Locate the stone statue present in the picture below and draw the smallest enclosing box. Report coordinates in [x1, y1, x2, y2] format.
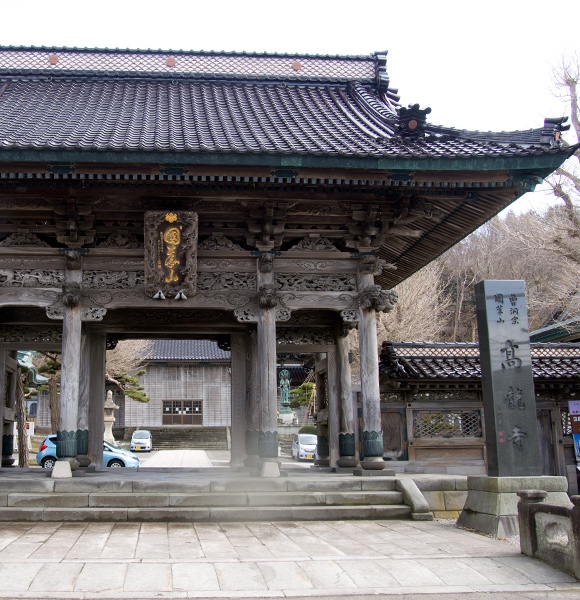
[278, 368, 295, 424]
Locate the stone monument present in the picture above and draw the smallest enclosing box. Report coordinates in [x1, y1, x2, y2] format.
[458, 280, 571, 537]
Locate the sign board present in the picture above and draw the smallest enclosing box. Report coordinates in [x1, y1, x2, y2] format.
[569, 400, 580, 462]
[13, 422, 33, 449]
[144, 211, 198, 299]
[475, 280, 541, 476]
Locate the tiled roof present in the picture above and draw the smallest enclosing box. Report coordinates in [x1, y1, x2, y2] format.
[148, 340, 230, 361]
[380, 342, 580, 380]
[0, 46, 569, 160]
[278, 365, 311, 385]
[146, 340, 310, 383]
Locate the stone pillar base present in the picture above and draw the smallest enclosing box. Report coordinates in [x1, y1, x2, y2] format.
[76, 454, 91, 468]
[244, 455, 261, 468]
[457, 476, 571, 538]
[260, 459, 280, 478]
[337, 456, 358, 468]
[1, 456, 15, 467]
[360, 456, 386, 470]
[52, 458, 80, 479]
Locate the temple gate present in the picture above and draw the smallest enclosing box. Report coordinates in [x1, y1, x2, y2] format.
[0, 46, 573, 476]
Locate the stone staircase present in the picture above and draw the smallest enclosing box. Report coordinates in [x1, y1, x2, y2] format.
[150, 427, 229, 450]
[0, 473, 419, 522]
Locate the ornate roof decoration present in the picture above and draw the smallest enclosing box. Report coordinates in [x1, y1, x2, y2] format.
[0, 46, 376, 81]
[0, 232, 50, 247]
[397, 104, 432, 138]
[97, 233, 142, 249]
[287, 238, 340, 252]
[198, 234, 244, 251]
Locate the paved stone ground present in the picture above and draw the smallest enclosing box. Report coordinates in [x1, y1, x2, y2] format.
[139, 450, 214, 468]
[0, 518, 577, 599]
[3, 451, 578, 598]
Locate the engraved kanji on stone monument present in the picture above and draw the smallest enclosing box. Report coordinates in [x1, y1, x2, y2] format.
[144, 211, 198, 299]
[475, 280, 541, 476]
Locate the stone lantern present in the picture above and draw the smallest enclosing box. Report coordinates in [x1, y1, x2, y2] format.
[103, 390, 119, 445]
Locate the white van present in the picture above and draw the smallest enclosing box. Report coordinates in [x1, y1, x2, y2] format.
[291, 434, 317, 461]
[130, 430, 152, 452]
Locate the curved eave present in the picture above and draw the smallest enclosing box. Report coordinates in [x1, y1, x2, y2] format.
[0, 148, 572, 174]
[530, 319, 580, 343]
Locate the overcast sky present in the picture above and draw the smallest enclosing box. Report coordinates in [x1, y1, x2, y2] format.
[3, 0, 580, 213]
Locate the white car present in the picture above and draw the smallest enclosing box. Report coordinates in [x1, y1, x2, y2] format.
[130, 430, 152, 452]
[291, 433, 317, 461]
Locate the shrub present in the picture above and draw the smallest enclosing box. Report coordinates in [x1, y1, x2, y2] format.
[299, 425, 317, 435]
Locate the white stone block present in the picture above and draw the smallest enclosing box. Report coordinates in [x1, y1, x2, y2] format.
[51, 460, 72, 479]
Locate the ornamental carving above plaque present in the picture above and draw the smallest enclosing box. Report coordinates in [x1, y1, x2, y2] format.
[144, 211, 198, 299]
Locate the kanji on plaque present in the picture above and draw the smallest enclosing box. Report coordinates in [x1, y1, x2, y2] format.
[144, 211, 198, 299]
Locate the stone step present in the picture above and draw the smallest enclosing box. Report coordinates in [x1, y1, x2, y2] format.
[153, 442, 228, 449]
[0, 503, 412, 522]
[149, 427, 229, 450]
[0, 476, 399, 494]
[4, 490, 404, 509]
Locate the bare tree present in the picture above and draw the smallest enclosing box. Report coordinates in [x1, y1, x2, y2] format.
[16, 368, 29, 467]
[436, 210, 580, 340]
[377, 261, 450, 343]
[537, 53, 580, 281]
[106, 339, 153, 402]
[349, 262, 449, 379]
[548, 53, 580, 237]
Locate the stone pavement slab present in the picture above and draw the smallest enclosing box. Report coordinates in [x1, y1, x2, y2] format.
[140, 450, 213, 468]
[0, 519, 577, 599]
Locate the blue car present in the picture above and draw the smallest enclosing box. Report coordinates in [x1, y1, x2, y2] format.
[36, 435, 140, 468]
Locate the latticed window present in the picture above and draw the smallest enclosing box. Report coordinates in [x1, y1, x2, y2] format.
[562, 410, 572, 436]
[413, 410, 482, 438]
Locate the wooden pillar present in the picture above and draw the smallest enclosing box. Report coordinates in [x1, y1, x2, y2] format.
[88, 331, 106, 467]
[76, 325, 91, 467]
[1, 351, 16, 467]
[257, 305, 278, 459]
[245, 326, 260, 464]
[358, 271, 385, 470]
[315, 353, 329, 466]
[326, 347, 340, 469]
[230, 332, 247, 467]
[58, 297, 82, 468]
[337, 327, 358, 467]
[256, 260, 279, 477]
[55, 251, 89, 476]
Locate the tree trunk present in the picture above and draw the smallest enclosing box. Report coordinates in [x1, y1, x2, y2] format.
[48, 376, 59, 434]
[16, 369, 29, 468]
[453, 282, 465, 341]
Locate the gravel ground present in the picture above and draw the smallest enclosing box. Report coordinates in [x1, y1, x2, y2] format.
[435, 517, 520, 546]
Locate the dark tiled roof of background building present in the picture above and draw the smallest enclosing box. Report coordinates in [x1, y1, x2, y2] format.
[148, 339, 230, 361]
[147, 339, 310, 383]
[0, 47, 570, 160]
[380, 342, 580, 380]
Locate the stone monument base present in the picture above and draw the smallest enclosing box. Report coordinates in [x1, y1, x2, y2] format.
[260, 459, 280, 478]
[51, 457, 80, 479]
[457, 475, 571, 537]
